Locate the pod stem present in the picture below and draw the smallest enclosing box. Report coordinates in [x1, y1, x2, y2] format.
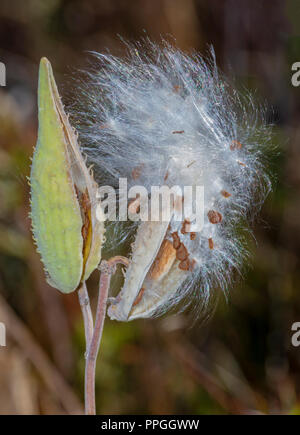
[83, 256, 129, 415]
[78, 282, 94, 351]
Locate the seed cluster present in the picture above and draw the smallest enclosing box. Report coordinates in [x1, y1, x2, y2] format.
[73, 40, 273, 317]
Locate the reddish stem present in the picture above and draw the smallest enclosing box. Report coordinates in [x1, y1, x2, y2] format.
[78, 282, 93, 351]
[84, 256, 129, 415]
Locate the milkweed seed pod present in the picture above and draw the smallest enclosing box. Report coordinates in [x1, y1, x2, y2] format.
[30, 58, 105, 294]
[74, 41, 273, 319]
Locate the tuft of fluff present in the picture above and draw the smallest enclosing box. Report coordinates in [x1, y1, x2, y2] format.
[71, 40, 273, 318]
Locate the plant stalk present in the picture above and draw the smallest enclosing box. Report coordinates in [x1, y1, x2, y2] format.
[78, 282, 94, 351]
[83, 256, 129, 415]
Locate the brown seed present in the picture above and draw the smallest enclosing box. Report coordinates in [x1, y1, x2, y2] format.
[237, 160, 246, 167]
[171, 232, 181, 249]
[179, 258, 190, 271]
[173, 85, 181, 93]
[208, 237, 214, 250]
[181, 219, 191, 234]
[132, 287, 145, 307]
[172, 130, 185, 134]
[208, 210, 223, 224]
[221, 190, 231, 198]
[164, 171, 169, 181]
[176, 243, 188, 261]
[230, 140, 242, 151]
[190, 232, 196, 240]
[131, 164, 144, 180]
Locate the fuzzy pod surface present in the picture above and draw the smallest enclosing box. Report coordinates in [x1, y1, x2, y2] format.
[30, 58, 105, 294]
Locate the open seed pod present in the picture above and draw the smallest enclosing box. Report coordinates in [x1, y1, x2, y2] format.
[76, 42, 273, 319]
[30, 58, 105, 294]
[107, 213, 194, 321]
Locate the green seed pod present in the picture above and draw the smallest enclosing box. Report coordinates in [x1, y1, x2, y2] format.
[30, 58, 105, 293]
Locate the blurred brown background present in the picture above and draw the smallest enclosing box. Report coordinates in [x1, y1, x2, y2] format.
[0, 0, 300, 414]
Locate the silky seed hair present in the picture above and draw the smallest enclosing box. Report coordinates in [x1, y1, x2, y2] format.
[71, 39, 273, 317]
